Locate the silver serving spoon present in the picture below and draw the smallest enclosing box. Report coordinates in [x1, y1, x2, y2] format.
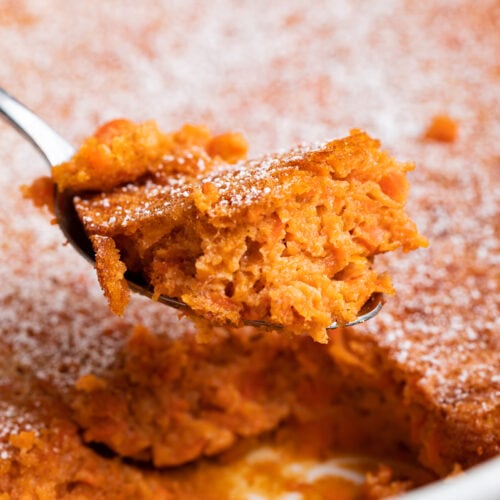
[0, 87, 382, 330]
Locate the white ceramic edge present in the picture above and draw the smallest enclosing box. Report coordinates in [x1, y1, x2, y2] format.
[399, 456, 500, 500]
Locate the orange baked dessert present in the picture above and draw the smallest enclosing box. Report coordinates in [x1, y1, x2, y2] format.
[7, 122, 500, 499]
[0, 316, 438, 499]
[1, 302, 497, 498]
[50, 121, 426, 342]
[2, 0, 499, 497]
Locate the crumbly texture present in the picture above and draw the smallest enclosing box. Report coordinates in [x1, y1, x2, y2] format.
[1, 0, 499, 498]
[0, 322, 437, 499]
[54, 125, 426, 342]
[70, 326, 295, 467]
[91, 234, 130, 316]
[0, 372, 174, 499]
[67, 322, 499, 475]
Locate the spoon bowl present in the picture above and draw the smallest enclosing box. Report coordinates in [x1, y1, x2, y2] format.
[0, 87, 383, 330]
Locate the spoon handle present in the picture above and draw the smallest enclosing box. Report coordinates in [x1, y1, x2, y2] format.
[0, 87, 74, 167]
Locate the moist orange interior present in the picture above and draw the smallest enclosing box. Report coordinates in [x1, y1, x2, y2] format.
[0, 324, 438, 499]
[50, 121, 426, 342]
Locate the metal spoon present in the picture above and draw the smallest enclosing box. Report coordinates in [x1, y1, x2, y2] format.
[0, 87, 382, 330]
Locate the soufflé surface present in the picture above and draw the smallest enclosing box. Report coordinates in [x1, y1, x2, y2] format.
[0, 1, 498, 499]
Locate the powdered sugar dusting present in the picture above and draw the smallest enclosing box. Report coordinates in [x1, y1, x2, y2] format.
[0, 0, 498, 464]
[77, 142, 323, 232]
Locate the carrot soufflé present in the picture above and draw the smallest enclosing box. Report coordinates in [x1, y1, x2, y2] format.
[45, 122, 426, 342]
[0, 0, 498, 499]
